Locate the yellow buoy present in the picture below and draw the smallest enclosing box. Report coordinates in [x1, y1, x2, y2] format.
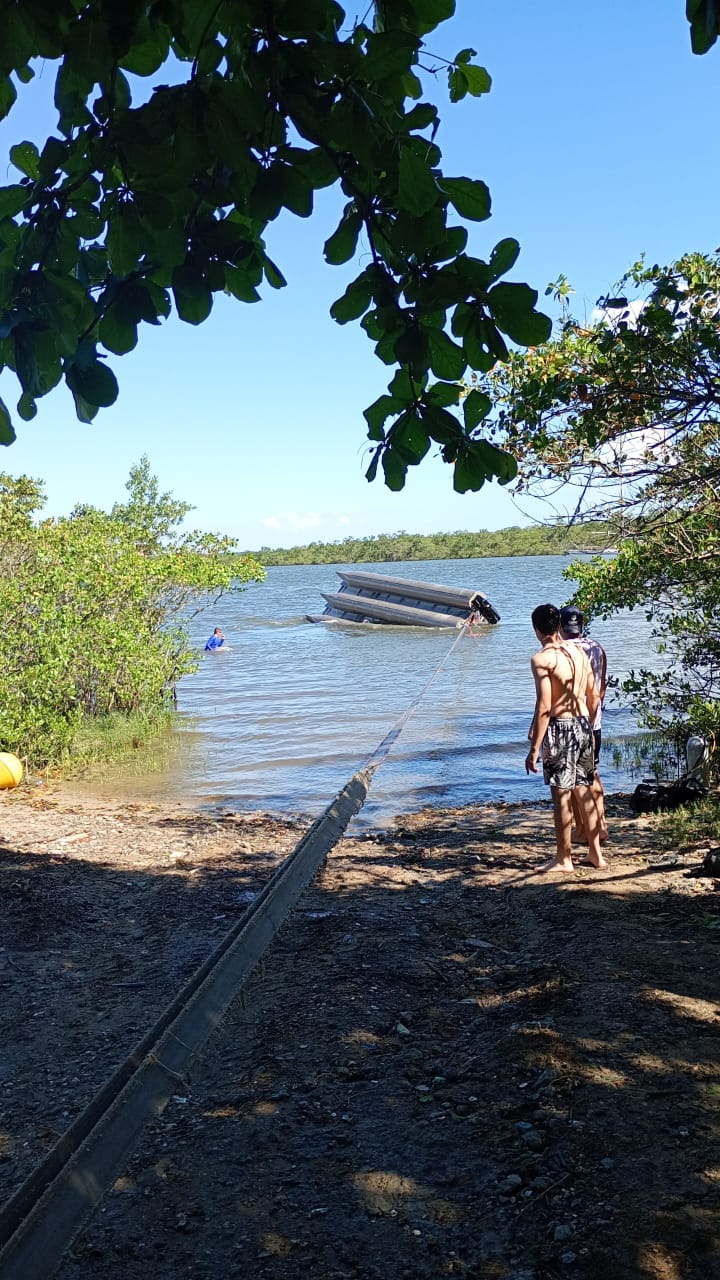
[0, 753, 23, 789]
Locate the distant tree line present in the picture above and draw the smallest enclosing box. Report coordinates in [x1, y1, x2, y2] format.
[243, 521, 618, 567]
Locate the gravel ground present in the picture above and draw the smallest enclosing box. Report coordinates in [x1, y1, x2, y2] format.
[1, 785, 719, 1280]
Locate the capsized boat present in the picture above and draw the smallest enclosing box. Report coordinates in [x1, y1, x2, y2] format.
[306, 569, 501, 629]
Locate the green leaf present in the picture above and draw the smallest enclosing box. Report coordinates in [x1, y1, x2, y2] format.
[324, 209, 362, 265]
[262, 255, 287, 289]
[448, 67, 468, 102]
[425, 381, 460, 408]
[489, 442, 517, 484]
[172, 263, 213, 325]
[0, 185, 30, 218]
[331, 278, 373, 324]
[462, 64, 492, 96]
[365, 448, 380, 482]
[463, 389, 492, 430]
[0, 395, 15, 444]
[438, 177, 491, 222]
[489, 237, 520, 281]
[67, 359, 119, 408]
[688, 0, 720, 52]
[14, 331, 40, 397]
[420, 402, 461, 444]
[400, 71, 422, 99]
[67, 386, 98, 423]
[17, 391, 37, 421]
[453, 438, 517, 492]
[382, 447, 408, 491]
[291, 147, 338, 190]
[388, 368, 418, 401]
[275, 0, 344, 36]
[455, 48, 477, 64]
[427, 329, 466, 379]
[364, 394, 404, 441]
[391, 409, 430, 464]
[69, 198, 104, 240]
[394, 324, 429, 369]
[252, 163, 313, 220]
[459, 316, 502, 371]
[99, 282, 158, 354]
[401, 103, 438, 132]
[120, 38, 168, 77]
[107, 208, 146, 276]
[488, 282, 552, 346]
[224, 266, 261, 303]
[54, 63, 93, 135]
[363, 30, 419, 78]
[38, 136, 67, 182]
[99, 309, 137, 355]
[9, 141, 40, 180]
[401, 0, 455, 35]
[0, 77, 17, 123]
[398, 145, 439, 217]
[453, 439, 491, 492]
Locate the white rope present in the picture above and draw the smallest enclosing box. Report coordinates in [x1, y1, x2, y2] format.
[362, 619, 474, 777]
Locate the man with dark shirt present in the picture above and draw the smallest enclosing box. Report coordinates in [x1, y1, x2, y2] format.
[560, 606, 608, 844]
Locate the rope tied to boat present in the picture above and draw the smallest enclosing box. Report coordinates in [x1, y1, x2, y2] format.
[362, 614, 478, 777]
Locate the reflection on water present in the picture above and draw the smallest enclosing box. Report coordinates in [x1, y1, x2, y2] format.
[73, 556, 661, 827]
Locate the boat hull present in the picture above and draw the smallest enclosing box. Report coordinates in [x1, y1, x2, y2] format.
[307, 570, 501, 629]
[320, 591, 466, 628]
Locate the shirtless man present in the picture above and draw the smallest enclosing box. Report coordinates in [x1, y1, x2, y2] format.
[525, 603, 607, 874]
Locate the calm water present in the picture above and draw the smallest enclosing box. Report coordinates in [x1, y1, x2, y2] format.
[78, 556, 660, 828]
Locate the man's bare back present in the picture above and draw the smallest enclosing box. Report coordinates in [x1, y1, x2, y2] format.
[531, 641, 598, 722]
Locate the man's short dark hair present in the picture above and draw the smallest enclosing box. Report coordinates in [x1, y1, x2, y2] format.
[531, 603, 560, 637]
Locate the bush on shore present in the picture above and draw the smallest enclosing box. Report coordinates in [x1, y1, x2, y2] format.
[0, 459, 264, 768]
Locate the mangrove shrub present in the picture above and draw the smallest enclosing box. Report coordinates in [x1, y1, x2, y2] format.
[0, 458, 264, 766]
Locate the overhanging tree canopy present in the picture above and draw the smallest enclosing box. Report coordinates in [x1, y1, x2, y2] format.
[0, 0, 554, 495]
[0, 2, 710, 495]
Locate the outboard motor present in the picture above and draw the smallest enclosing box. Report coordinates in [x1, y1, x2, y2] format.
[685, 735, 709, 786]
[469, 593, 501, 625]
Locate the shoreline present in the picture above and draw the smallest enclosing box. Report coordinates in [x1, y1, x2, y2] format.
[18, 773, 638, 832]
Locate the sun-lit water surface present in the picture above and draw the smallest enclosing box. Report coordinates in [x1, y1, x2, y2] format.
[76, 556, 661, 828]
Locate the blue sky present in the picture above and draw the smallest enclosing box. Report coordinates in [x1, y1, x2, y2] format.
[1, 2, 719, 549]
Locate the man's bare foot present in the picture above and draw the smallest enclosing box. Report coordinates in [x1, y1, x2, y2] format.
[571, 828, 609, 845]
[586, 853, 608, 869]
[537, 856, 575, 874]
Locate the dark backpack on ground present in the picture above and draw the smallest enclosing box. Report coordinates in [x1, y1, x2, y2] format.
[630, 778, 706, 815]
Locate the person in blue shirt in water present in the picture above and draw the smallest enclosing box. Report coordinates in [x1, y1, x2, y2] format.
[205, 627, 226, 652]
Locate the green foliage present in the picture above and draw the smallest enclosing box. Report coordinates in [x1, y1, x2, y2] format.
[246, 519, 616, 565]
[687, 0, 720, 52]
[0, 464, 264, 767]
[655, 793, 720, 852]
[0, 0, 552, 495]
[63, 708, 176, 771]
[488, 249, 720, 767]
